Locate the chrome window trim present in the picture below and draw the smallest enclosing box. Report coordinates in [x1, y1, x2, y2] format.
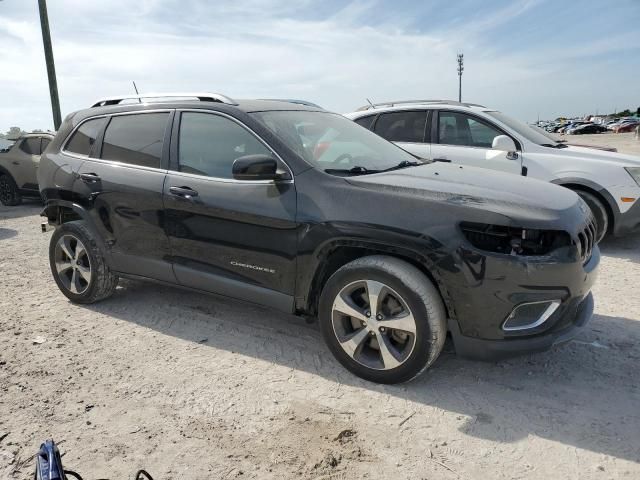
[79, 156, 169, 175]
[61, 109, 173, 160]
[173, 109, 294, 185]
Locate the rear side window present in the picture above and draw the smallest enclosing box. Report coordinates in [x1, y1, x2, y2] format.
[354, 115, 376, 130]
[19, 137, 42, 155]
[40, 138, 51, 152]
[374, 111, 427, 143]
[65, 118, 107, 156]
[101, 113, 168, 168]
[178, 112, 272, 179]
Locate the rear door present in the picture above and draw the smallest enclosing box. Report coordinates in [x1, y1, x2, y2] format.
[163, 110, 298, 312]
[372, 110, 430, 160]
[430, 110, 522, 174]
[74, 111, 175, 282]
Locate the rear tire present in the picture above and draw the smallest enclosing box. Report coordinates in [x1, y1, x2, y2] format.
[318, 255, 447, 384]
[49, 220, 119, 304]
[575, 190, 608, 243]
[0, 174, 22, 206]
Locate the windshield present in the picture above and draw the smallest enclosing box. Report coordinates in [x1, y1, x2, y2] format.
[486, 111, 561, 146]
[251, 110, 419, 173]
[0, 139, 15, 153]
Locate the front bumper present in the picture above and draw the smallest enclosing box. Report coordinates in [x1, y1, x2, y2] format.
[440, 242, 599, 360]
[612, 198, 640, 236]
[450, 292, 594, 361]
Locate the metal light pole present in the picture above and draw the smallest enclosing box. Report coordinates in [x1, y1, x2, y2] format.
[38, 0, 62, 130]
[457, 53, 464, 102]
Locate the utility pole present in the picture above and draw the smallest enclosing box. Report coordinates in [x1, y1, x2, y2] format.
[457, 53, 464, 102]
[38, 0, 62, 130]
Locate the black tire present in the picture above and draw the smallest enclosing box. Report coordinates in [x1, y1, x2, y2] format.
[49, 220, 118, 304]
[575, 190, 608, 243]
[318, 255, 447, 384]
[0, 174, 22, 206]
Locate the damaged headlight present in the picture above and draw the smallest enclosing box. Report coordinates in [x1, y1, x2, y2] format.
[625, 167, 640, 186]
[460, 222, 572, 256]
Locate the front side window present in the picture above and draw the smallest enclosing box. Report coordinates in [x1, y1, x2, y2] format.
[65, 118, 107, 156]
[178, 112, 272, 179]
[19, 137, 42, 155]
[374, 111, 427, 143]
[101, 113, 168, 168]
[438, 112, 502, 148]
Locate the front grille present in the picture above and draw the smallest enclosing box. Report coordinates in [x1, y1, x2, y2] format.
[573, 220, 596, 263]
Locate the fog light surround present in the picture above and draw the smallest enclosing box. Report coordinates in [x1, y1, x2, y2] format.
[502, 300, 561, 332]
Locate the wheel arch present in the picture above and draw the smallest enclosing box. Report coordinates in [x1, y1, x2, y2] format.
[42, 200, 112, 263]
[0, 164, 16, 181]
[551, 178, 617, 233]
[297, 239, 456, 322]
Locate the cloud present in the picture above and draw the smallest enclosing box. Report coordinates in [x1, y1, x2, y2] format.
[0, 0, 638, 131]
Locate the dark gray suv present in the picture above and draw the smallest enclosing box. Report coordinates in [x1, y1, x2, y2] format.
[38, 93, 598, 383]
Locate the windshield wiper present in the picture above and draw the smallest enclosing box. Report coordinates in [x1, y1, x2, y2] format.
[540, 143, 568, 149]
[379, 160, 426, 173]
[324, 166, 380, 176]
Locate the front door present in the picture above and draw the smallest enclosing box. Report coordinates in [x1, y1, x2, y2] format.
[430, 110, 522, 174]
[74, 111, 175, 282]
[164, 110, 298, 312]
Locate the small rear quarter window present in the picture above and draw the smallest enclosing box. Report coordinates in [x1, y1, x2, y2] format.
[65, 118, 107, 156]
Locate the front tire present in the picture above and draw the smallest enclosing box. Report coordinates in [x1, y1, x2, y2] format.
[49, 221, 118, 304]
[318, 256, 447, 384]
[0, 174, 22, 206]
[575, 190, 608, 243]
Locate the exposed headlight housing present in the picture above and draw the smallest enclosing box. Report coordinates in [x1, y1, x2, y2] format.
[460, 222, 572, 256]
[625, 167, 640, 186]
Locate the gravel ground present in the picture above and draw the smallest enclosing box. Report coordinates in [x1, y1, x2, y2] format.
[1, 135, 639, 479]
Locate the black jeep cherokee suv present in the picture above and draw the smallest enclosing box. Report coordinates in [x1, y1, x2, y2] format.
[38, 93, 599, 384]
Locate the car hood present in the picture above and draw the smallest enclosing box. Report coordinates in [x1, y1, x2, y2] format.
[347, 163, 590, 231]
[558, 145, 640, 166]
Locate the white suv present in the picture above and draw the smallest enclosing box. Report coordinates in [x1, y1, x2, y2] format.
[345, 100, 640, 241]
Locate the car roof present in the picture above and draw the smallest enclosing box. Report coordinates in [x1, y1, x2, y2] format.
[344, 100, 490, 118]
[70, 97, 325, 125]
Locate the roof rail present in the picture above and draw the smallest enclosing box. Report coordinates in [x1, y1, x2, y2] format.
[90, 92, 237, 108]
[356, 99, 486, 111]
[258, 99, 323, 109]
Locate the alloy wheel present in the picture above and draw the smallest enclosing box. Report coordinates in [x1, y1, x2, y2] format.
[54, 234, 92, 294]
[331, 280, 417, 370]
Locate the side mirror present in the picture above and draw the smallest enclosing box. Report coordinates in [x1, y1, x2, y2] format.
[492, 135, 517, 152]
[232, 154, 290, 181]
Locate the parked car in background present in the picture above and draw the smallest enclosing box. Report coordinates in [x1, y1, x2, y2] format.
[345, 100, 640, 242]
[0, 132, 54, 206]
[568, 124, 608, 135]
[38, 93, 599, 384]
[614, 121, 640, 133]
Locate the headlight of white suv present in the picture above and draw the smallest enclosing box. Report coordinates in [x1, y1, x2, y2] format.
[625, 167, 640, 186]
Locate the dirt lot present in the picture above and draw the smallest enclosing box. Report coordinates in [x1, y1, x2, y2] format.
[559, 131, 640, 156]
[1, 134, 639, 479]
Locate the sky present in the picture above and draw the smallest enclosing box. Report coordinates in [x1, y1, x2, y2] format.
[0, 0, 639, 132]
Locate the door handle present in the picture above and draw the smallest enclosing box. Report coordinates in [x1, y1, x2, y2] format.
[12, 161, 19, 165]
[169, 186, 199, 199]
[432, 158, 451, 163]
[80, 172, 101, 183]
